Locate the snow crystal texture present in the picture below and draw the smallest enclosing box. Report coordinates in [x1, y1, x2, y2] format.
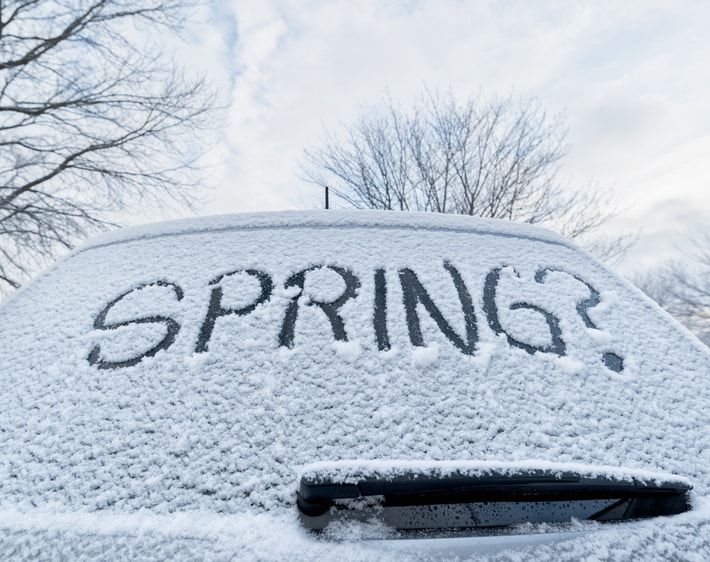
[0, 210, 707, 559]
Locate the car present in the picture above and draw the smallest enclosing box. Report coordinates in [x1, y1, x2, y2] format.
[0, 210, 707, 560]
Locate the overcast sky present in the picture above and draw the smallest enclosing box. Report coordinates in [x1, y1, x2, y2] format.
[172, 0, 710, 272]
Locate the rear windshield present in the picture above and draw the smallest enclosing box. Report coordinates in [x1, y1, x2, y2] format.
[0, 213, 707, 514]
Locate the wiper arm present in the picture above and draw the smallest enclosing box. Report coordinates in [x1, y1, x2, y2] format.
[297, 462, 692, 531]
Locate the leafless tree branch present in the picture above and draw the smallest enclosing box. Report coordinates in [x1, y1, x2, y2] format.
[631, 232, 710, 347]
[0, 0, 214, 290]
[303, 91, 631, 262]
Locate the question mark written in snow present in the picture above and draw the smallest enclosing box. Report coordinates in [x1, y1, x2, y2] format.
[535, 268, 624, 373]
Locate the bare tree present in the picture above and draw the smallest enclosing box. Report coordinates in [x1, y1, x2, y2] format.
[303, 91, 629, 260]
[0, 0, 214, 290]
[631, 233, 710, 347]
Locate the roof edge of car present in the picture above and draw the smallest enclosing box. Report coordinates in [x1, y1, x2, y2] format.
[74, 209, 575, 256]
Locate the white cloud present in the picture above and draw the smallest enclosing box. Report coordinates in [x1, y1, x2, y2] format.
[167, 0, 710, 270]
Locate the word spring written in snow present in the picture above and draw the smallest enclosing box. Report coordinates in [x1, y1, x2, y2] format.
[87, 262, 624, 373]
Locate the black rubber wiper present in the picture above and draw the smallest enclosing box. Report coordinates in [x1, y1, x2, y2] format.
[297, 463, 692, 531]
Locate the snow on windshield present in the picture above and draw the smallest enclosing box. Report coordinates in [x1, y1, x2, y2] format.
[0, 210, 708, 518]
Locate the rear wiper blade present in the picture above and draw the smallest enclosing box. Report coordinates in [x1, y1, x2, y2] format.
[297, 462, 692, 531]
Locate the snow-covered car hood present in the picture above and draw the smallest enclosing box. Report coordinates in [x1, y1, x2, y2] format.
[0, 210, 708, 559]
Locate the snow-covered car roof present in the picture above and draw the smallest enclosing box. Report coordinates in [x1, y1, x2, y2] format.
[0, 210, 708, 559]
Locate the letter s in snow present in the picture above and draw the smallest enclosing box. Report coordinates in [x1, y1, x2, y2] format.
[87, 280, 184, 369]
